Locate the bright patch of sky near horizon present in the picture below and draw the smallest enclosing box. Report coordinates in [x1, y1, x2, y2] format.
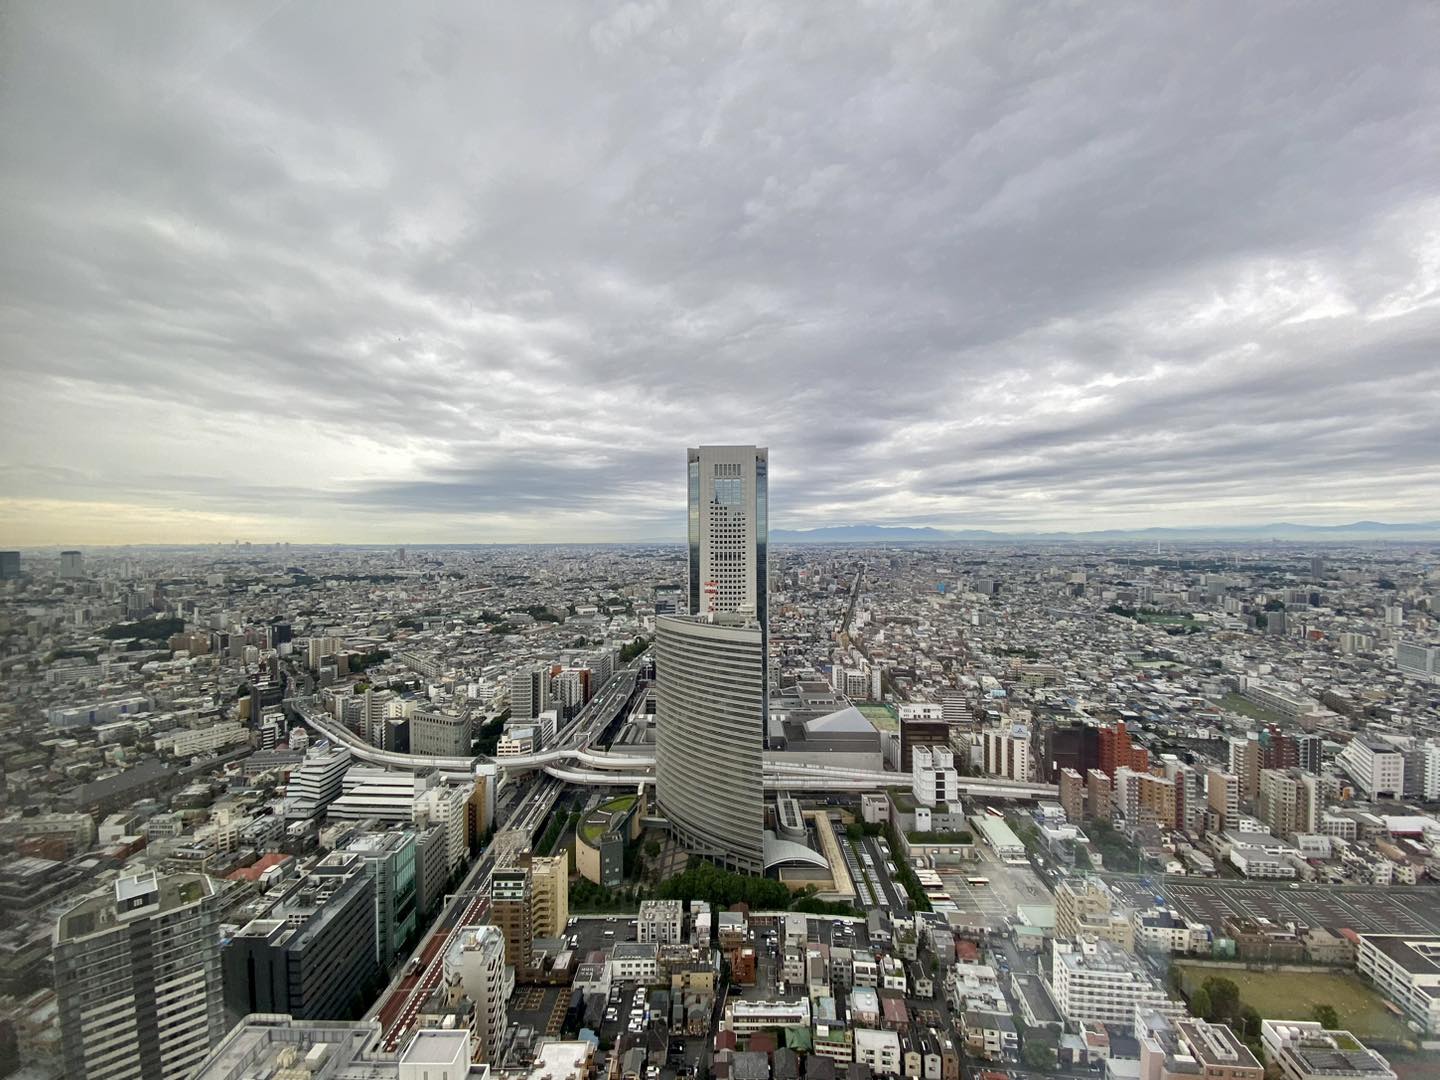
[2, 2, 1438, 545]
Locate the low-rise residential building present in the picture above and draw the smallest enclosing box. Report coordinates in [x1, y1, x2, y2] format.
[1260, 1020, 1396, 1080]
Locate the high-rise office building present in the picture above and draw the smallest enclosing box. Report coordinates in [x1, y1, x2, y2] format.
[410, 707, 472, 757]
[0, 551, 19, 580]
[655, 613, 766, 874]
[54, 871, 225, 1080]
[222, 851, 378, 1025]
[59, 549, 84, 578]
[687, 445, 769, 713]
[1396, 641, 1440, 685]
[344, 831, 417, 970]
[687, 445, 768, 621]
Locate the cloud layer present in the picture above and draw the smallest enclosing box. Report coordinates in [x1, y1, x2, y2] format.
[2, 2, 1438, 544]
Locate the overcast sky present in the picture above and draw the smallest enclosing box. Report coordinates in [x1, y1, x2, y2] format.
[2, 2, 1438, 545]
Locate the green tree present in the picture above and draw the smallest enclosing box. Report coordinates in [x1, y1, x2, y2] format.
[1201, 977, 1240, 1021]
[1190, 986, 1213, 1021]
[1022, 1043, 1056, 1071]
[1238, 1005, 1262, 1039]
[644, 839, 662, 859]
[1312, 1004, 1339, 1030]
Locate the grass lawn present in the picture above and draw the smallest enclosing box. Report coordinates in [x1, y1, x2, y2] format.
[1176, 963, 1412, 1043]
[1216, 692, 1288, 725]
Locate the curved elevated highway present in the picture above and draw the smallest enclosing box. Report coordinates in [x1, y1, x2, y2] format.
[292, 698, 1055, 797]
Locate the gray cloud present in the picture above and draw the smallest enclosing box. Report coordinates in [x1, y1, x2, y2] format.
[1, 1, 1438, 543]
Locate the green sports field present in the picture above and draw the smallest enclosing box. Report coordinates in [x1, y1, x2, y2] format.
[1175, 963, 1412, 1043]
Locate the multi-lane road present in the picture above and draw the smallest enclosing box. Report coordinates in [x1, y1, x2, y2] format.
[370, 777, 563, 1049]
[364, 660, 646, 1051]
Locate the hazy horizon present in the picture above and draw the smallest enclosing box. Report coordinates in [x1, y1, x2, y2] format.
[3, 4, 1438, 546]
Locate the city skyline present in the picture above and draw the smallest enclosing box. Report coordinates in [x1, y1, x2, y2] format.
[3, 4, 1439, 545]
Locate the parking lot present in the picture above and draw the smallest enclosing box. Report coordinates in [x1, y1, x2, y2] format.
[1105, 877, 1440, 934]
[937, 848, 1050, 931]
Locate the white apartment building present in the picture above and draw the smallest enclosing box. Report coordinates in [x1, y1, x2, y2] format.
[912, 745, 959, 808]
[725, 999, 811, 1036]
[854, 1029, 902, 1074]
[415, 780, 470, 871]
[982, 723, 1032, 782]
[154, 721, 250, 758]
[610, 943, 659, 983]
[445, 924, 511, 1063]
[1395, 641, 1439, 685]
[1354, 934, 1440, 1036]
[637, 900, 685, 945]
[1048, 937, 1185, 1029]
[1337, 738, 1406, 800]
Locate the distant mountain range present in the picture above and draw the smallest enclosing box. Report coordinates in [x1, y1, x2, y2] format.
[769, 521, 1440, 543]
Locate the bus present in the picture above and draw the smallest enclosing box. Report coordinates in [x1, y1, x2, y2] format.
[966, 877, 991, 887]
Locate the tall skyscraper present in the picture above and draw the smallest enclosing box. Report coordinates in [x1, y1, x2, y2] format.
[656, 612, 766, 874]
[54, 872, 226, 1080]
[59, 549, 84, 578]
[687, 445, 768, 620]
[0, 551, 19, 580]
[687, 445, 769, 714]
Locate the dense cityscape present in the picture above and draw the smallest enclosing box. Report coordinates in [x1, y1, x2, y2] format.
[1, 444, 1438, 1080]
[5, 3, 1440, 1080]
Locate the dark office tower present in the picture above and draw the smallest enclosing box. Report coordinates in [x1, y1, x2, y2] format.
[687, 445, 768, 714]
[222, 852, 378, 1025]
[1042, 722, 1101, 781]
[0, 551, 18, 580]
[900, 715, 950, 772]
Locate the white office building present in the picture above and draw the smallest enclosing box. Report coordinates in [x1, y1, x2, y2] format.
[510, 664, 551, 721]
[912, 745, 959, 808]
[285, 745, 353, 819]
[638, 899, 685, 945]
[1396, 641, 1439, 684]
[1337, 738, 1406, 800]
